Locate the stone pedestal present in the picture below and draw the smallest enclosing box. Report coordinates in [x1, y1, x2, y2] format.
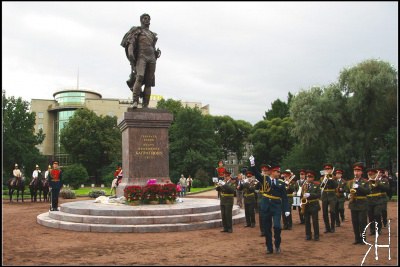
[116, 108, 173, 197]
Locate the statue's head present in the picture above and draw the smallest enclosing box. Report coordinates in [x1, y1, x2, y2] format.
[140, 13, 151, 24]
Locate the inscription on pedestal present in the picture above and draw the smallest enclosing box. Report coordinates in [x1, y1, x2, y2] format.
[116, 109, 173, 197]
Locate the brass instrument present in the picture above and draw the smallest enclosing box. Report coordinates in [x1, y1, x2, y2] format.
[368, 172, 379, 188]
[321, 167, 335, 195]
[349, 188, 357, 203]
[285, 174, 296, 190]
[300, 182, 308, 215]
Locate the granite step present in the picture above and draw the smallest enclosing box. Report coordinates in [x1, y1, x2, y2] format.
[37, 198, 246, 233]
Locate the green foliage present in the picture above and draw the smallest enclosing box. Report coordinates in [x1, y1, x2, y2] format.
[169, 107, 221, 181]
[194, 168, 211, 187]
[156, 98, 184, 119]
[263, 92, 293, 120]
[62, 164, 89, 189]
[2, 90, 47, 184]
[99, 161, 121, 187]
[250, 117, 294, 166]
[191, 179, 204, 188]
[288, 59, 397, 172]
[60, 188, 76, 199]
[88, 189, 106, 198]
[60, 108, 121, 184]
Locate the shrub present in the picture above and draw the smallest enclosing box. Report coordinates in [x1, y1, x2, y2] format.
[194, 168, 211, 186]
[60, 188, 76, 199]
[88, 189, 106, 198]
[62, 164, 89, 189]
[192, 178, 205, 188]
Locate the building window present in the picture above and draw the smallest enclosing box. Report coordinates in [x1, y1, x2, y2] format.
[38, 123, 43, 130]
[38, 112, 44, 119]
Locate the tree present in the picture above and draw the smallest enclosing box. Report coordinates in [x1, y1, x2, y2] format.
[156, 98, 184, 120]
[263, 92, 293, 120]
[62, 164, 89, 189]
[2, 90, 46, 184]
[60, 108, 121, 184]
[213, 116, 252, 161]
[249, 117, 294, 166]
[289, 59, 397, 171]
[339, 59, 398, 167]
[169, 108, 221, 182]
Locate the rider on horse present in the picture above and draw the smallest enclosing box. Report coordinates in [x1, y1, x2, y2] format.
[12, 163, 22, 187]
[30, 164, 42, 186]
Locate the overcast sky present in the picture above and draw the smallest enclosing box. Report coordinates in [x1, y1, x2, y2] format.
[2, 2, 398, 125]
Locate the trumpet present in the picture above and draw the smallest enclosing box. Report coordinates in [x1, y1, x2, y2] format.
[321, 167, 335, 195]
[349, 188, 357, 203]
[368, 172, 379, 187]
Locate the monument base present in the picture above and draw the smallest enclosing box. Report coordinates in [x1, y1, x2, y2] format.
[116, 108, 173, 197]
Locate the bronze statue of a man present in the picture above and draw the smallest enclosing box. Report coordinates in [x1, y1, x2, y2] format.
[121, 13, 161, 108]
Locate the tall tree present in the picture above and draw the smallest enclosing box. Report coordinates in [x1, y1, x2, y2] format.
[263, 92, 293, 120]
[2, 90, 46, 183]
[169, 108, 221, 182]
[339, 59, 398, 167]
[60, 108, 121, 184]
[249, 117, 294, 166]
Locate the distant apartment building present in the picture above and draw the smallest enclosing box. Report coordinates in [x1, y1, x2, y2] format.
[223, 142, 254, 176]
[30, 88, 209, 166]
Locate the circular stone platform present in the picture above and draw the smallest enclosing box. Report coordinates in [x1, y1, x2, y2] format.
[37, 198, 245, 233]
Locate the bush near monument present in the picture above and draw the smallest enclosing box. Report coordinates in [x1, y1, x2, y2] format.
[60, 188, 76, 199]
[62, 164, 89, 189]
[88, 189, 106, 198]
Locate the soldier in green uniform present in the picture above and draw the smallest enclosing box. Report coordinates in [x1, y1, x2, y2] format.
[241, 171, 257, 228]
[301, 170, 321, 241]
[347, 162, 370, 245]
[282, 169, 298, 230]
[216, 171, 236, 233]
[378, 168, 390, 228]
[334, 169, 347, 226]
[320, 163, 338, 233]
[366, 168, 389, 235]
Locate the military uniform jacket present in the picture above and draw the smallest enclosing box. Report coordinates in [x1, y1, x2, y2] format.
[216, 181, 236, 205]
[240, 182, 256, 204]
[251, 166, 290, 213]
[367, 177, 390, 205]
[336, 178, 347, 202]
[320, 177, 338, 202]
[48, 169, 63, 190]
[347, 178, 370, 211]
[302, 181, 321, 212]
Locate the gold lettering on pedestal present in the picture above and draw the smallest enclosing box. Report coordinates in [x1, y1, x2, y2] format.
[135, 134, 163, 159]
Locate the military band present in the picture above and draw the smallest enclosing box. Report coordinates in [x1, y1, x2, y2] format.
[213, 157, 393, 250]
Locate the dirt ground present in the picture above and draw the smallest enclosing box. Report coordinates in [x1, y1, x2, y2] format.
[2, 191, 398, 266]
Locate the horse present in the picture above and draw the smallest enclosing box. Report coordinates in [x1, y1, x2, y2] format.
[29, 177, 40, 202]
[39, 178, 50, 202]
[8, 177, 25, 202]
